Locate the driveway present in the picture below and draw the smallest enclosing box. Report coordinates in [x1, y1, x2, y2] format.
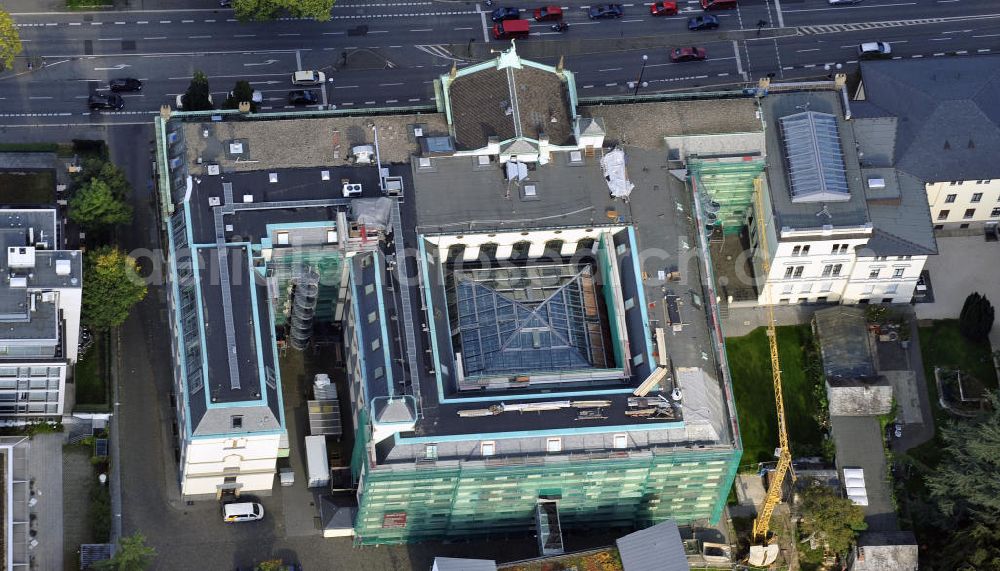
[830, 416, 897, 532]
[917, 235, 1000, 349]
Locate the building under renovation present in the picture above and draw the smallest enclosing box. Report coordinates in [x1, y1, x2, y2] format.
[156, 45, 744, 542]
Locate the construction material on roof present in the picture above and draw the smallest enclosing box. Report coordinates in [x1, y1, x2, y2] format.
[616, 519, 689, 571]
[634, 367, 668, 397]
[308, 399, 342, 437]
[601, 148, 634, 198]
[748, 545, 780, 567]
[313, 373, 337, 400]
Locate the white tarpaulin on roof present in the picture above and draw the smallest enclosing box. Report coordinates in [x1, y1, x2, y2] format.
[600, 148, 634, 198]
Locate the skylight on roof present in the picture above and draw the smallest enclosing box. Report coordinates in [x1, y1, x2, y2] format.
[780, 111, 850, 203]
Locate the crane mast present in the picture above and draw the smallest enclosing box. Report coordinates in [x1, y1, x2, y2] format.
[750, 176, 795, 543]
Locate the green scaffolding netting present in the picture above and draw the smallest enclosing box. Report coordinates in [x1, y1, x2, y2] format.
[689, 158, 766, 235]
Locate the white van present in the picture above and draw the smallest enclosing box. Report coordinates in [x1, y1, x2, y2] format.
[223, 502, 264, 523]
[291, 70, 326, 85]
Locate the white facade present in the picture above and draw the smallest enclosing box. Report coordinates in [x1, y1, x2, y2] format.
[179, 433, 281, 497]
[926, 179, 1000, 231]
[754, 214, 927, 305]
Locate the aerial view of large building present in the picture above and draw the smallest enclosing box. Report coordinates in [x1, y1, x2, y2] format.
[156, 46, 745, 541]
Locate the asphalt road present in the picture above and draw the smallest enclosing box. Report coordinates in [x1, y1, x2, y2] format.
[2, 0, 1000, 126]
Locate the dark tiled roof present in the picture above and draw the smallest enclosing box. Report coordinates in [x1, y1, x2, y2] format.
[449, 66, 573, 150]
[860, 57, 1000, 182]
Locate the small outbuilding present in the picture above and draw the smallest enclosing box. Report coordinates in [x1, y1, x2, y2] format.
[813, 307, 893, 416]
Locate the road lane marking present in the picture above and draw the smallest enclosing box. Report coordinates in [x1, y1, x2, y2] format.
[477, 4, 490, 43]
[143, 37, 167, 40]
[732, 40, 746, 82]
[410, 28, 433, 32]
[797, 48, 819, 52]
[380, 82, 404, 86]
[234, 34, 256, 37]
[334, 85, 359, 89]
[188, 35, 212, 39]
[599, 67, 622, 72]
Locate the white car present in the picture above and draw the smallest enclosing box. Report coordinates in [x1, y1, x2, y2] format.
[223, 502, 264, 523]
[291, 70, 326, 86]
[858, 41, 891, 59]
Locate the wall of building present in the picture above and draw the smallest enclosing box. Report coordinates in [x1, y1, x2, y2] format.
[423, 227, 611, 262]
[58, 287, 82, 364]
[926, 179, 1000, 230]
[841, 256, 925, 304]
[180, 434, 281, 497]
[352, 447, 740, 545]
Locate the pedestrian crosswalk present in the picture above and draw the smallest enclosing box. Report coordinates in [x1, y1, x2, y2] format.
[799, 18, 950, 36]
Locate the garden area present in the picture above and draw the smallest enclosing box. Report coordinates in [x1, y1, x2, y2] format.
[0, 170, 55, 205]
[725, 324, 829, 469]
[74, 333, 109, 411]
[500, 548, 623, 571]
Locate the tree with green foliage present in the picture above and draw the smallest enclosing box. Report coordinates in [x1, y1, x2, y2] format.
[924, 391, 1000, 569]
[181, 70, 213, 111]
[82, 247, 147, 331]
[224, 80, 259, 112]
[254, 560, 283, 571]
[93, 532, 157, 571]
[72, 159, 131, 199]
[959, 292, 995, 342]
[797, 484, 867, 556]
[69, 179, 132, 230]
[233, 0, 335, 22]
[0, 10, 23, 71]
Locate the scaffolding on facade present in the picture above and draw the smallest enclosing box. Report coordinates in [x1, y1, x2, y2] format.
[688, 157, 766, 235]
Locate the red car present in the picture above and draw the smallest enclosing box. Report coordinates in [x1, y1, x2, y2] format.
[670, 47, 707, 62]
[533, 5, 563, 21]
[649, 1, 678, 16]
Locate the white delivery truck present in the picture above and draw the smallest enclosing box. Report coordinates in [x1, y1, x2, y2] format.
[305, 435, 330, 488]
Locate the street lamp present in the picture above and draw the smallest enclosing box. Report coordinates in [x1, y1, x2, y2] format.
[633, 54, 648, 97]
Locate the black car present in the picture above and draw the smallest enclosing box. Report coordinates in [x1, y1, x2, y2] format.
[108, 78, 142, 92]
[588, 4, 623, 19]
[490, 7, 521, 21]
[288, 90, 319, 106]
[687, 15, 720, 31]
[88, 94, 124, 110]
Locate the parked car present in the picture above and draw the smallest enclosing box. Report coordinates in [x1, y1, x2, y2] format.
[670, 46, 707, 62]
[108, 78, 142, 92]
[858, 41, 891, 59]
[588, 4, 624, 19]
[288, 90, 319, 106]
[229, 89, 263, 104]
[223, 502, 264, 523]
[533, 5, 563, 21]
[174, 93, 214, 110]
[687, 15, 720, 30]
[219, 0, 232, 6]
[291, 70, 326, 85]
[490, 7, 521, 21]
[649, 1, 678, 16]
[88, 94, 124, 110]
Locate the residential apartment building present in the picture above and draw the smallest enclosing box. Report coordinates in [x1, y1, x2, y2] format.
[854, 57, 1000, 234]
[156, 44, 745, 541]
[0, 209, 82, 422]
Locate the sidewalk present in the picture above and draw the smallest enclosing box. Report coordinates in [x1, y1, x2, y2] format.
[2, 0, 225, 14]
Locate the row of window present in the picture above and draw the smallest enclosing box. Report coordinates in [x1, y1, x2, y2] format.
[783, 265, 905, 280]
[938, 207, 1000, 220]
[791, 243, 851, 256]
[943, 192, 997, 203]
[948, 180, 993, 186]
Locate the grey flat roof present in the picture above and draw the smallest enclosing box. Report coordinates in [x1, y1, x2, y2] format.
[814, 307, 876, 381]
[762, 93, 870, 231]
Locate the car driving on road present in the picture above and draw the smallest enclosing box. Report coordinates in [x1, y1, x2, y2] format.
[491, 7, 521, 21]
[649, 1, 677, 16]
[670, 47, 707, 62]
[688, 15, 720, 31]
[288, 90, 319, 106]
[291, 70, 326, 86]
[588, 4, 624, 19]
[108, 78, 142, 92]
[533, 5, 563, 21]
[858, 41, 891, 59]
[88, 93, 124, 110]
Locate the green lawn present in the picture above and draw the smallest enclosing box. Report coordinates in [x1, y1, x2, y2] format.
[918, 319, 997, 392]
[74, 334, 108, 407]
[726, 325, 826, 468]
[0, 171, 55, 205]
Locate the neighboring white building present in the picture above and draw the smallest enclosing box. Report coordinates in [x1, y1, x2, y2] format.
[0, 209, 82, 423]
[855, 57, 1000, 234]
[748, 92, 935, 306]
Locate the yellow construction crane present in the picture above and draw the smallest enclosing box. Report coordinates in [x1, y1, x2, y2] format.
[750, 176, 795, 543]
